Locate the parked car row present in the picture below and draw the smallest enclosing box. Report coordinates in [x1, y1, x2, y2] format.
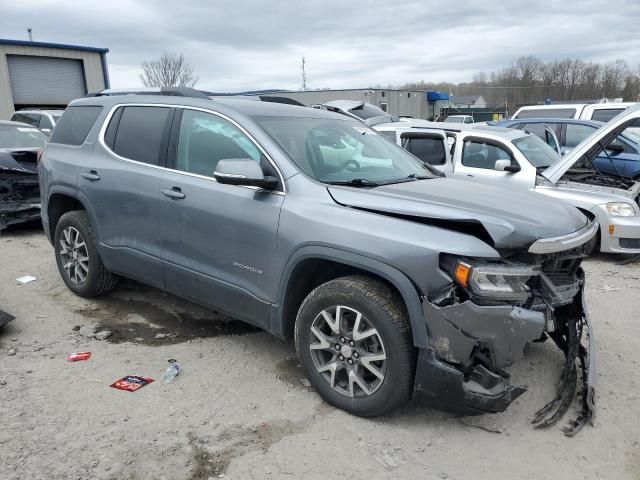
[35, 88, 602, 435]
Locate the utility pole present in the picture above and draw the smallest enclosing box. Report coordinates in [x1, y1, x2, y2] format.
[300, 56, 307, 91]
[27, 28, 33, 41]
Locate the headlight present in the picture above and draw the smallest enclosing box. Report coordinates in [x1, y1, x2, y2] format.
[453, 260, 536, 300]
[605, 202, 636, 217]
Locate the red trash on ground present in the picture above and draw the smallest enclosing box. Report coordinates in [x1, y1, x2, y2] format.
[110, 375, 154, 392]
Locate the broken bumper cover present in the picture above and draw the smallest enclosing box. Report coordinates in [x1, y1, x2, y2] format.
[414, 282, 595, 434]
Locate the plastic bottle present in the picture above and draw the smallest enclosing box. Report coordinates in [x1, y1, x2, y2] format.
[162, 358, 181, 383]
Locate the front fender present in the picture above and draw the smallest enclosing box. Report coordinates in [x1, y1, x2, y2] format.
[271, 245, 428, 348]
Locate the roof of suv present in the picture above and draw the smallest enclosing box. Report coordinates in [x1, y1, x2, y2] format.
[69, 94, 346, 121]
[494, 118, 604, 127]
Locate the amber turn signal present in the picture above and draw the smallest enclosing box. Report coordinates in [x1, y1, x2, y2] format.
[454, 262, 471, 288]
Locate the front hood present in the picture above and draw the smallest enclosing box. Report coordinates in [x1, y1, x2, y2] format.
[542, 104, 640, 184]
[328, 177, 588, 249]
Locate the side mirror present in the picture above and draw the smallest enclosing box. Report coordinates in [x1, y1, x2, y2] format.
[606, 143, 624, 153]
[494, 159, 521, 173]
[214, 159, 278, 190]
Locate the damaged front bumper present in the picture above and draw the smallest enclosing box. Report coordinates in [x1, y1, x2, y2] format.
[0, 175, 41, 230]
[414, 271, 595, 436]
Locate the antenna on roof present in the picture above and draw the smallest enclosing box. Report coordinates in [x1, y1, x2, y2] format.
[300, 56, 308, 91]
[27, 28, 33, 41]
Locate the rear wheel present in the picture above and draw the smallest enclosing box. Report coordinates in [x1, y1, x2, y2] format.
[295, 275, 415, 416]
[54, 210, 116, 297]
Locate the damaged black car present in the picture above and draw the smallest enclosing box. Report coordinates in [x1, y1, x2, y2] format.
[0, 120, 47, 231]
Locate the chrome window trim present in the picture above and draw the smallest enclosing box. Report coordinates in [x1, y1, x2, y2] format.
[528, 220, 599, 254]
[97, 102, 286, 194]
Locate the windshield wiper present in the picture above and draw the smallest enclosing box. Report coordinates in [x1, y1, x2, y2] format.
[380, 173, 436, 185]
[327, 178, 380, 187]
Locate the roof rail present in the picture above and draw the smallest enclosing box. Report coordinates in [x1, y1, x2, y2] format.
[86, 87, 210, 99]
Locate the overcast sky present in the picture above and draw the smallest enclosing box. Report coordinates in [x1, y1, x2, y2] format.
[2, 0, 639, 92]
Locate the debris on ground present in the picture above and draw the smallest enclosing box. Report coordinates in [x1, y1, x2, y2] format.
[110, 375, 154, 392]
[67, 352, 92, 362]
[7, 348, 16, 356]
[94, 330, 112, 341]
[0, 308, 15, 327]
[162, 359, 181, 383]
[16, 275, 36, 284]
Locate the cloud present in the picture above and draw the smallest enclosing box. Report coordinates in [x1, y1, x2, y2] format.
[1, 0, 639, 91]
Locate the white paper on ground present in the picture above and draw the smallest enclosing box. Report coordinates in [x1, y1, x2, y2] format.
[16, 275, 37, 284]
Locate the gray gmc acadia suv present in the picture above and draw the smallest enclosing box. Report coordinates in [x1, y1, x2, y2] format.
[39, 92, 597, 433]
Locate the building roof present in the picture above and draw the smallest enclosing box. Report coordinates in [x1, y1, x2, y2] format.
[0, 38, 108, 54]
[451, 95, 485, 105]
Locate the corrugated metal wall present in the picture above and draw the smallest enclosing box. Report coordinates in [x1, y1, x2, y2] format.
[0, 45, 107, 119]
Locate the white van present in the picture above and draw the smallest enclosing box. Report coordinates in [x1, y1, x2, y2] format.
[512, 102, 636, 122]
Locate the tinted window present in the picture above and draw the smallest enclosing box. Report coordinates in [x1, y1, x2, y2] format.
[50, 106, 103, 146]
[590, 108, 625, 122]
[402, 135, 446, 165]
[462, 140, 512, 169]
[175, 109, 261, 177]
[39, 115, 53, 130]
[565, 124, 596, 149]
[515, 108, 577, 119]
[112, 106, 170, 165]
[350, 104, 387, 120]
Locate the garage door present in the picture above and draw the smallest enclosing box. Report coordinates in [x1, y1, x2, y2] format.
[7, 55, 86, 105]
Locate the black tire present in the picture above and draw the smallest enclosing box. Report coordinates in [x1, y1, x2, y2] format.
[584, 230, 600, 256]
[53, 210, 117, 297]
[294, 275, 415, 417]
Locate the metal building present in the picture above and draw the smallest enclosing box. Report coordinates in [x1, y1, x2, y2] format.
[0, 38, 110, 120]
[271, 88, 449, 119]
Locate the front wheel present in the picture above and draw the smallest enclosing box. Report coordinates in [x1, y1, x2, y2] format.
[294, 276, 415, 417]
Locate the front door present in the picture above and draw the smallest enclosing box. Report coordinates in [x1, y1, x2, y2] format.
[159, 108, 284, 327]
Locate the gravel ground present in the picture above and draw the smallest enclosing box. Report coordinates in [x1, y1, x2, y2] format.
[1, 224, 639, 480]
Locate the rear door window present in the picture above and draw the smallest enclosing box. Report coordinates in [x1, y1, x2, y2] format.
[11, 113, 39, 127]
[401, 135, 446, 165]
[49, 106, 103, 146]
[110, 106, 171, 165]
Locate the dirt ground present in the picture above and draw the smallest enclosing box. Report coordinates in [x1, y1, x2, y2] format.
[1, 224, 639, 480]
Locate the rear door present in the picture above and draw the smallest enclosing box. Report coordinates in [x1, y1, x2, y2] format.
[399, 131, 452, 173]
[159, 107, 284, 327]
[79, 104, 173, 286]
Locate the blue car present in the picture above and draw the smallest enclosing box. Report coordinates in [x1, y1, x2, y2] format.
[490, 118, 640, 180]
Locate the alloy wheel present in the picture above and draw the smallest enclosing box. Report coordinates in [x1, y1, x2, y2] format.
[309, 305, 387, 398]
[59, 226, 89, 285]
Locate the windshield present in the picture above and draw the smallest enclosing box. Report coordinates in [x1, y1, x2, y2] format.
[255, 116, 440, 184]
[0, 125, 47, 149]
[512, 134, 560, 168]
[350, 104, 387, 120]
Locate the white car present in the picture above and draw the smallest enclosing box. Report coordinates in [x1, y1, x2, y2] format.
[10, 109, 64, 135]
[512, 102, 636, 123]
[444, 115, 474, 124]
[374, 118, 640, 255]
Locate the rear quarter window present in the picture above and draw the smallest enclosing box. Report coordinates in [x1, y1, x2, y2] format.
[590, 108, 624, 122]
[49, 106, 103, 146]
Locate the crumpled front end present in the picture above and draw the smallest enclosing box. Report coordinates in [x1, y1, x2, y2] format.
[415, 244, 595, 436]
[0, 149, 41, 231]
[0, 173, 41, 230]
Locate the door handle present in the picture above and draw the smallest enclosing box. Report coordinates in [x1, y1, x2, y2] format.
[161, 187, 186, 199]
[81, 171, 100, 181]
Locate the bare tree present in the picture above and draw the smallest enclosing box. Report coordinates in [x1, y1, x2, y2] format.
[139, 51, 199, 88]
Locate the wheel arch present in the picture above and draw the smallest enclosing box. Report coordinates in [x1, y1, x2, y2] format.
[47, 188, 100, 245]
[271, 246, 428, 348]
